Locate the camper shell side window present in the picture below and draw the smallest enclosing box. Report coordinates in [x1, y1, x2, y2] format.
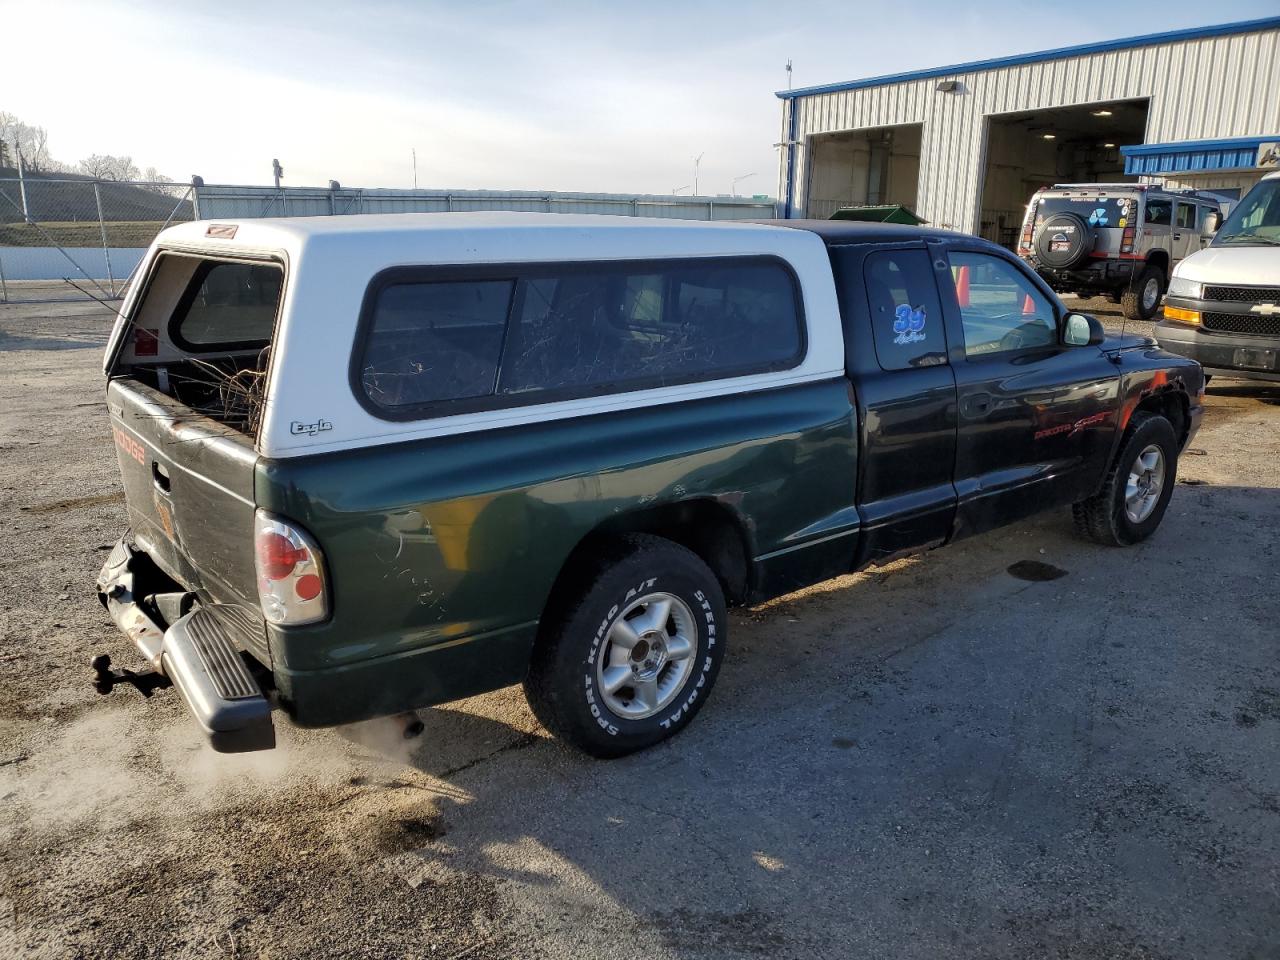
[352, 256, 807, 421]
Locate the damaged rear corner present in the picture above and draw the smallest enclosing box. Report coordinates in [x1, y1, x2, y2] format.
[96, 536, 276, 753]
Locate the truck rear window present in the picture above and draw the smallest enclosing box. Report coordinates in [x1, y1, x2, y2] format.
[1034, 197, 1133, 229]
[171, 260, 282, 349]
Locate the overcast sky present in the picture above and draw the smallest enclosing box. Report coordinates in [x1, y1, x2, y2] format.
[2, 0, 1275, 196]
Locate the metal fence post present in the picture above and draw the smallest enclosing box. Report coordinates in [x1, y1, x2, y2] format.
[0, 255, 8, 303]
[93, 181, 116, 297]
[16, 151, 30, 221]
[190, 176, 203, 220]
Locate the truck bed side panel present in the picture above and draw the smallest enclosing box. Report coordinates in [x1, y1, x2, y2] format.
[256, 379, 858, 725]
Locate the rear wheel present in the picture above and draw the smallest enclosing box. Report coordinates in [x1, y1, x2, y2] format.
[1121, 264, 1165, 321]
[524, 535, 727, 758]
[1073, 410, 1178, 546]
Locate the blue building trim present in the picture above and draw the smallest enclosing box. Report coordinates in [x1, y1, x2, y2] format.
[1121, 135, 1279, 175]
[775, 17, 1280, 100]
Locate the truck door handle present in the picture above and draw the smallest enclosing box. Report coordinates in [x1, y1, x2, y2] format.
[152, 461, 171, 494]
[962, 394, 992, 417]
[1174, 233, 1183, 240]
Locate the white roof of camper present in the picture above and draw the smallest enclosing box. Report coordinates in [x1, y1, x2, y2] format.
[136, 212, 846, 458]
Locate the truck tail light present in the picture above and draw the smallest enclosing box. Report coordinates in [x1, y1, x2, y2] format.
[1121, 226, 1135, 253]
[254, 510, 328, 625]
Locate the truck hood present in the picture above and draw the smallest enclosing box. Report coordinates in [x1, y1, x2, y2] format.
[1103, 332, 1158, 352]
[1174, 245, 1280, 284]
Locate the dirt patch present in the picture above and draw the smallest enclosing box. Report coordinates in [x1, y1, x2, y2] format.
[20, 491, 125, 513]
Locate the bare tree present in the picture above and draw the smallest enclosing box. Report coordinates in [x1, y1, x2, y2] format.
[77, 154, 141, 181]
[0, 112, 56, 171]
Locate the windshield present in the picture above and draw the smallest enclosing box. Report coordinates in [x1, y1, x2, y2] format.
[1033, 196, 1134, 230]
[1213, 178, 1280, 246]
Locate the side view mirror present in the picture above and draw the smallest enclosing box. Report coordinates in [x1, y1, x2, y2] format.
[1063, 312, 1106, 347]
[1204, 211, 1221, 234]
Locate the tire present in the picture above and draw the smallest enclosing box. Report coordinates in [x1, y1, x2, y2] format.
[1121, 264, 1165, 321]
[524, 534, 727, 758]
[1073, 410, 1178, 546]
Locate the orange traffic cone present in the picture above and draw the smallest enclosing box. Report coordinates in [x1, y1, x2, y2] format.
[955, 265, 971, 307]
[1021, 293, 1035, 315]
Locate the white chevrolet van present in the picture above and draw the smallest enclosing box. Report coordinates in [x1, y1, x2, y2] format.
[1157, 171, 1280, 382]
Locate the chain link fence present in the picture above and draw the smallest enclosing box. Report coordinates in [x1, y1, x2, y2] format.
[0, 176, 193, 303]
[0, 177, 776, 304]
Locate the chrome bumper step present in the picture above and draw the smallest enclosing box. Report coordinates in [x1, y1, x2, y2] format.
[97, 539, 275, 753]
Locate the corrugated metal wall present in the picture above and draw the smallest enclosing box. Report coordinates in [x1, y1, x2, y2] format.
[193, 186, 777, 222]
[782, 25, 1280, 233]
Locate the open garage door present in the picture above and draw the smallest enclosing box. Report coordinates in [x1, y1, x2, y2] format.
[806, 124, 922, 220]
[978, 99, 1149, 247]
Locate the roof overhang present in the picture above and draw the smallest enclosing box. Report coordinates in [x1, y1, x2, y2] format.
[776, 16, 1280, 100]
[1121, 136, 1280, 176]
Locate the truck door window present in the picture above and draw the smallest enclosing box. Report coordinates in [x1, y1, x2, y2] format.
[1144, 199, 1172, 226]
[862, 250, 946, 370]
[359, 279, 514, 408]
[948, 252, 1057, 358]
[1176, 203, 1196, 229]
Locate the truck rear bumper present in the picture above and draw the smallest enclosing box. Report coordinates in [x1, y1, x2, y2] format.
[96, 538, 275, 753]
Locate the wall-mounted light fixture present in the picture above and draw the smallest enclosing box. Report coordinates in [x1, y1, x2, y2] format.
[936, 80, 960, 93]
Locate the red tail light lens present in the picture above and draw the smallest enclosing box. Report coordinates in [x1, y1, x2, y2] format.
[1121, 227, 1135, 254]
[257, 532, 307, 581]
[254, 511, 328, 625]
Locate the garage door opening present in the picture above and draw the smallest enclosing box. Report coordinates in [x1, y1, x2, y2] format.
[805, 124, 922, 220]
[978, 99, 1149, 246]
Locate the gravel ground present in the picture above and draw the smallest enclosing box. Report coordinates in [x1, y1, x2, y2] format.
[1, 293, 1278, 960]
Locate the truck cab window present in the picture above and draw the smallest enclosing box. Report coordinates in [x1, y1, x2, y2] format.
[862, 249, 946, 370]
[1176, 203, 1197, 229]
[949, 252, 1056, 358]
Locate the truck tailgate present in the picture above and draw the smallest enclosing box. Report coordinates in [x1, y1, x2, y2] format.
[107, 377, 260, 609]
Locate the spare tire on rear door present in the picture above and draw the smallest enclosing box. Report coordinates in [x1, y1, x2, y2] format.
[1033, 213, 1095, 270]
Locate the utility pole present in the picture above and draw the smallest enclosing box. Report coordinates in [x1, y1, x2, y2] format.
[786, 59, 793, 90]
[412, 148, 418, 190]
[272, 158, 283, 189]
[693, 153, 704, 197]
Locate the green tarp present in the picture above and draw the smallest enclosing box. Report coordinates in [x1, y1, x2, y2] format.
[829, 204, 927, 225]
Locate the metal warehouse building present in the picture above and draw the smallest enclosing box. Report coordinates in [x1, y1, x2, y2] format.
[776, 16, 1280, 243]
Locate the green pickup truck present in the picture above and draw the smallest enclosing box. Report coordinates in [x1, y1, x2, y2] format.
[95, 213, 1204, 757]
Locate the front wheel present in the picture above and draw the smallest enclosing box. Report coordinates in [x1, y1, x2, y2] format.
[1073, 410, 1178, 546]
[524, 535, 727, 758]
